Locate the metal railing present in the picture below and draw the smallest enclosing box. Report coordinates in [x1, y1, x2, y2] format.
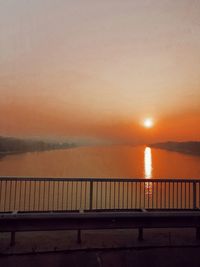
[0, 177, 200, 212]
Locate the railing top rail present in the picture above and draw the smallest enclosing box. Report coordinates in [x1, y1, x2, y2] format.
[0, 176, 200, 183]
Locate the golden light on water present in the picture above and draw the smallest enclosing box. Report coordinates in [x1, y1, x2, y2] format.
[144, 147, 152, 179]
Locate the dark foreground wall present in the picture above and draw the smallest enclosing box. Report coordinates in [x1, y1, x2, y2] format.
[1, 247, 200, 267]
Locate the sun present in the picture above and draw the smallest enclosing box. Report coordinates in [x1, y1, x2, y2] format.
[143, 118, 154, 128]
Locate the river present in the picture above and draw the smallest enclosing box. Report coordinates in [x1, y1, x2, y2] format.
[0, 145, 199, 178]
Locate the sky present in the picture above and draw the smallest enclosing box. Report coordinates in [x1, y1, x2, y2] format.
[0, 0, 200, 144]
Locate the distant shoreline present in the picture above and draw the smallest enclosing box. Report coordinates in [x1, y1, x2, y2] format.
[149, 141, 200, 157]
[0, 136, 77, 159]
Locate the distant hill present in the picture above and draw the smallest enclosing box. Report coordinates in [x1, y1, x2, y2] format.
[0, 136, 76, 156]
[149, 141, 200, 156]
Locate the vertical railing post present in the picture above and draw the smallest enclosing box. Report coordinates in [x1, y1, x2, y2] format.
[193, 182, 197, 209]
[89, 181, 93, 210]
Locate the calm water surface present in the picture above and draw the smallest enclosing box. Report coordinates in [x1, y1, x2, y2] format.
[0, 145, 199, 178]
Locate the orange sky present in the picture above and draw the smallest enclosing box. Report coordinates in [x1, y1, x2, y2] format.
[0, 0, 200, 143]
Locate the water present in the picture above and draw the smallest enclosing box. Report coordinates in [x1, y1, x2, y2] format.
[0, 145, 199, 178]
[0, 145, 200, 212]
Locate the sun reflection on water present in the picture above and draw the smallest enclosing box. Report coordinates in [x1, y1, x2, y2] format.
[144, 147, 152, 179]
[144, 147, 153, 199]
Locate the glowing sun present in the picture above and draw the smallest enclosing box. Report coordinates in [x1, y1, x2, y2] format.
[143, 118, 154, 128]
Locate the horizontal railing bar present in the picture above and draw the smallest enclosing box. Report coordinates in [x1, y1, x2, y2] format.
[2, 210, 200, 219]
[0, 177, 200, 183]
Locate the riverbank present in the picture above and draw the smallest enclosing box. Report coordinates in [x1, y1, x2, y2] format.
[150, 141, 200, 156]
[0, 136, 77, 159]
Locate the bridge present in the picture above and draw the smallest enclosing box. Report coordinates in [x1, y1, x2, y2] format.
[0, 177, 200, 245]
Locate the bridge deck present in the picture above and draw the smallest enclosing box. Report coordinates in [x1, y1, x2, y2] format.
[1, 209, 200, 246]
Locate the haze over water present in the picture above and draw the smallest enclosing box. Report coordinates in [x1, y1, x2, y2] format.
[0, 146, 199, 178]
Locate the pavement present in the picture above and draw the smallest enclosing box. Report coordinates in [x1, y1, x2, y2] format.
[1, 229, 200, 267]
[0, 228, 199, 254]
